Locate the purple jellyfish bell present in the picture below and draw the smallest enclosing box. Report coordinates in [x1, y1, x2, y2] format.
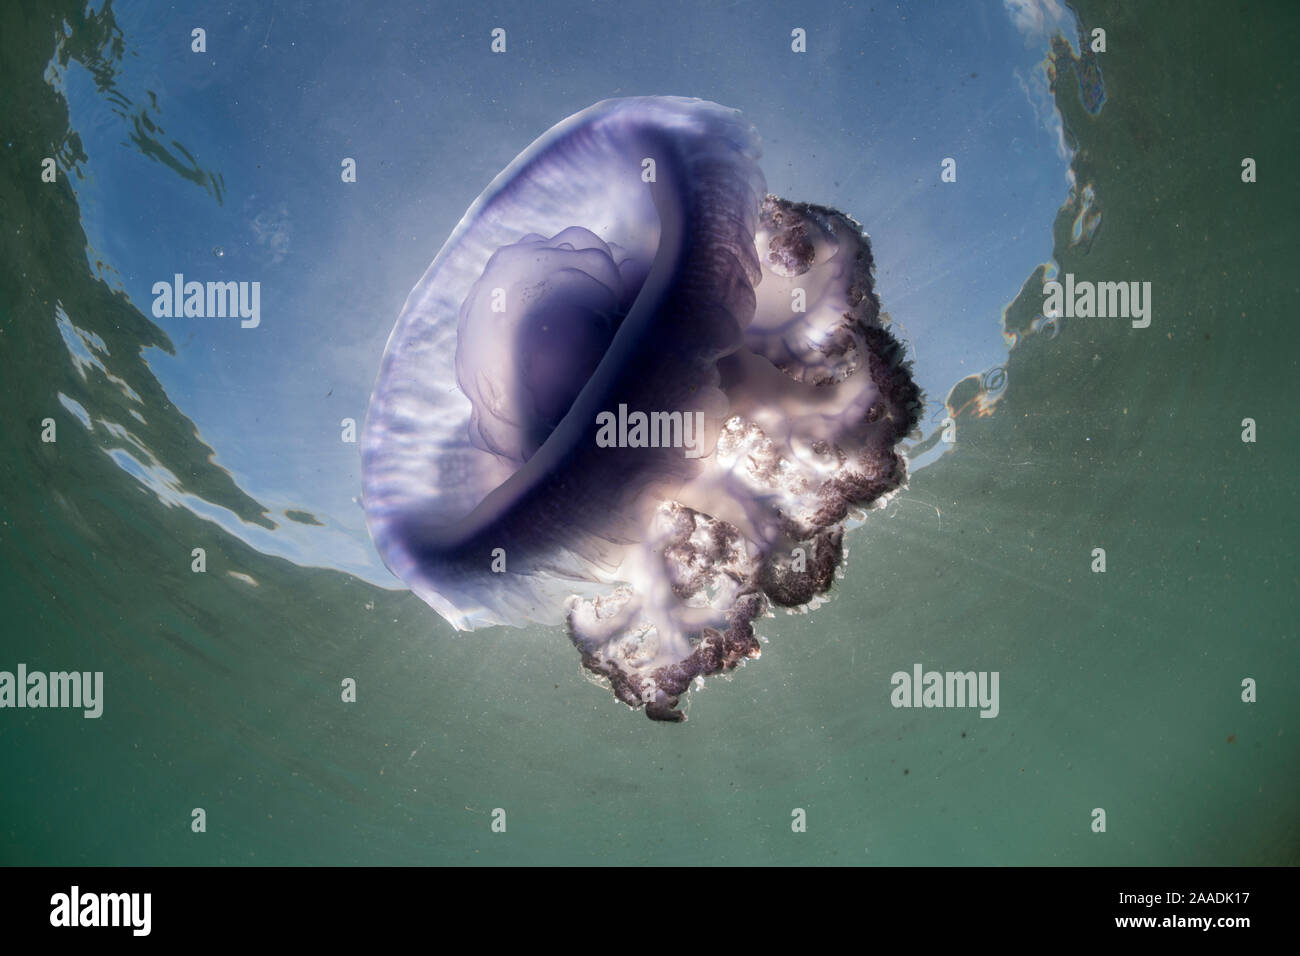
[362, 96, 920, 722]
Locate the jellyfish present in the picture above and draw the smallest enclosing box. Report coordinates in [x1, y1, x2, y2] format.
[362, 97, 920, 721]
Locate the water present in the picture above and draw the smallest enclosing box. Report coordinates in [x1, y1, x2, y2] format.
[1, 0, 1296, 864]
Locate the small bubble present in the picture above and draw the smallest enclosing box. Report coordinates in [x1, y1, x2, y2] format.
[212, 246, 224, 258]
[982, 366, 1007, 394]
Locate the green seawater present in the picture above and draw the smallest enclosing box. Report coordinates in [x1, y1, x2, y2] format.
[1, 0, 1296, 864]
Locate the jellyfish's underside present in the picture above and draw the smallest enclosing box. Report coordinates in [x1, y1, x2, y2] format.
[363, 97, 920, 721]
